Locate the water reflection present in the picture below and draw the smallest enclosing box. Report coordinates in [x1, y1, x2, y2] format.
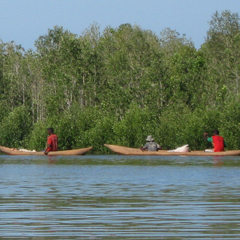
[0, 155, 240, 238]
[211, 156, 224, 167]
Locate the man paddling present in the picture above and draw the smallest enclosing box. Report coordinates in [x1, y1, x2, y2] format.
[204, 130, 226, 152]
[44, 128, 58, 155]
[140, 135, 162, 151]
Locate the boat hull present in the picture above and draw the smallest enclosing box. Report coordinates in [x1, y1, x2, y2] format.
[104, 144, 240, 156]
[0, 146, 93, 156]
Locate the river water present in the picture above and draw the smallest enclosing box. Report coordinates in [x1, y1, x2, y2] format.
[0, 155, 240, 239]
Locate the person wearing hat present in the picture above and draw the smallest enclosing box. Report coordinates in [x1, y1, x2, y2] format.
[140, 135, 162, 151]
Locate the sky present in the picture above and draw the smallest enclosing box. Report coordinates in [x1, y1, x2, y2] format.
[0, 0, 239, 50]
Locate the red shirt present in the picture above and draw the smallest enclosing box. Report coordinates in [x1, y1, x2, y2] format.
[47, 134, 58, 152]
[212, 135, 224, 152]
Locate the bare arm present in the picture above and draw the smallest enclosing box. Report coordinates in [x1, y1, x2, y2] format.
[140, 143, 148, 151]
[44, 143, 51, 155]
[140, 146, 147, 151]
[204, 132, 208, 141]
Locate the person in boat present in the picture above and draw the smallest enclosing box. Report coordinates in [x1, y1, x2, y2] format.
[204, 130, 226, 152]
[44, 128, 58, 155]
[140, 135, 162, 151]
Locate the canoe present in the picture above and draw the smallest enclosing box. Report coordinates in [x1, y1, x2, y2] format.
[0, 146, 93, 156]
[104, 144, 240, 156]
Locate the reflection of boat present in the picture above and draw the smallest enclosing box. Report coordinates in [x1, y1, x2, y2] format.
[104, 144, 240, 156]
[0, 146, 93, 156]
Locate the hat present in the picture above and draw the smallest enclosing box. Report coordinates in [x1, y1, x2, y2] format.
[146, 135, 154, 141]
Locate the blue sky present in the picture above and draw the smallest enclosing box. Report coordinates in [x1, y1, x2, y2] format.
[0, 0, 239, 50]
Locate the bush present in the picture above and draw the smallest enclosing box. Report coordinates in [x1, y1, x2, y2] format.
[0, 106, 32, 148]
[219, 101, 240, 149]
[84, 115, 116, 154]
[26, 120, 48, 151]
[156, 105, 221, 150]
[112, 105, 158, 148]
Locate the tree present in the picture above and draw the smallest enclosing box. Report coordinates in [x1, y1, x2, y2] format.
[203, 10, 240, 103]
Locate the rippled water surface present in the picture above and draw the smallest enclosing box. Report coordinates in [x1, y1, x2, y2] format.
[1, 155, 240, 239]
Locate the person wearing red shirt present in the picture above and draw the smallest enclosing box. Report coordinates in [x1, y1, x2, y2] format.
[44, 128, 58, 155]
[204, 130, 226, 152]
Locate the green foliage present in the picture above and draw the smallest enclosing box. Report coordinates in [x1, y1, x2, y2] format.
[26, 120, 48, 150]
[0, 11, 240, 152]
[204, 10, 240, 99]
[157, 105, 221, 150]
[113, 105, 158, 148]
[218, 100, 240, 149]
[84, 115, 116, 154]
[0, 106, 32, 148]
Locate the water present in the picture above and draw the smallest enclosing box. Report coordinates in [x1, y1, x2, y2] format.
[0, 155, 240, 239]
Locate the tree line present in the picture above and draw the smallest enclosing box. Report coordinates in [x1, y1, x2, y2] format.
[0, 10, 240, 153]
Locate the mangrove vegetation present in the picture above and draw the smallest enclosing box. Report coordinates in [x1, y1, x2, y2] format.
[0, 10, 240, 153]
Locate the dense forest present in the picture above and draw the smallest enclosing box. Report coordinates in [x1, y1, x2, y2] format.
[0, 10, 240, 153]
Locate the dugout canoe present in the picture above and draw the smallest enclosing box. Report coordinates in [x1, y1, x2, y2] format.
[104, 144, 240, 156]
[0, 146, 93, 156]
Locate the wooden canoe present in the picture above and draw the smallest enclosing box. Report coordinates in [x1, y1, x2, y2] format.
[104, 144, 240, 156]
[0, 146, 93, 156]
